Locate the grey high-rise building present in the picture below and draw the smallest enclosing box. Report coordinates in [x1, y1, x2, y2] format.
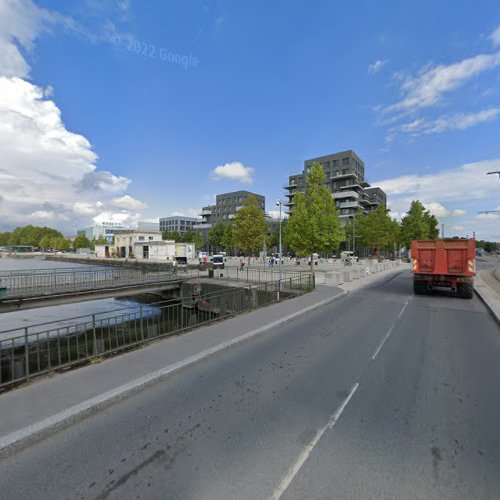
[194, 190, 266, 249]
[159, 216, 200, 235]
[284, 150, 386, 223]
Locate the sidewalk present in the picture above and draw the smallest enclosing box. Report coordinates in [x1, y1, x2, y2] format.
[0, 265, 407, 457]
[475, 268, 500, 325]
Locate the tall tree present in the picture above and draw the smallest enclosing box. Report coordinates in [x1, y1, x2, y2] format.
[233, 195, 268, 264]
[8, 225, 63, 247]
[39, 235, 53, 250]
[208, 222, 226, 253]
[221, 222, 235, 254]
[182, 230, 203, 250]
[354, 205, 399, 257]
[423, 211, 439, 239]
[285, 163, 344, 271]
[0, 232, 11, 246]
[73, 235, 92, 249]
[162, 230, 181, 242]
[400, 201, 437, 248]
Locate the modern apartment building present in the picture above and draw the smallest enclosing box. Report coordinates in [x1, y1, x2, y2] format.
[159, 216, 200, 235]
[196, 191, 265, 229]
[284, 150, 386, 222]
[194, 191, 266, 249]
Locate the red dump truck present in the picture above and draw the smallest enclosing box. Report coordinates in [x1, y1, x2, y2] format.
[411, 239, 476, 298]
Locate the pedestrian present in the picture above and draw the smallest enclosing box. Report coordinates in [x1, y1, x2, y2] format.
[269, 257, 273, 268]
[240, 258, 245, 271]
[172, 258, 177, 275]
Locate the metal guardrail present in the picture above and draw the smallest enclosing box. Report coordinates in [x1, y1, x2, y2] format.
[0, 273, 314, 389]
[0, 265, 309, 300]
[214, 267, 303, 283]
[0, 266, 192, 299]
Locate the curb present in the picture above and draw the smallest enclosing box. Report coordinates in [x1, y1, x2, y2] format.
[0, 288, 348, 459]
[474, 273, 500, 327]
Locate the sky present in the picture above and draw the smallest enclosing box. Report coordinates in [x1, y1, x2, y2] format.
[1, 0, 500, 240]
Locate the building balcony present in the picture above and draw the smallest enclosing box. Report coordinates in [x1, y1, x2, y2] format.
[329, 173, 356, 180]
[337, 201, 361, 210]
[284, 183, 300, 190]
[193, 223, 211, 230]
[200, 210, 212, 216]
[331, 190, 359, 200]
[339, 183, 364, 191]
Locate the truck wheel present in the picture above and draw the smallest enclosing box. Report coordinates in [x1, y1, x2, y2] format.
[413, 280, 427, 295]
[459, 282, 474, 299]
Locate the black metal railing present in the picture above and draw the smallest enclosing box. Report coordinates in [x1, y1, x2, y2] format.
[0, 273, 314, 389]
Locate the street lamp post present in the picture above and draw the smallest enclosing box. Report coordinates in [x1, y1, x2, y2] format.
[276, 199, 283, 301]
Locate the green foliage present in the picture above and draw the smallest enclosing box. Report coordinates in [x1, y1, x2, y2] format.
[73, 235, 92, 249]
[353, 205, 399, 256]
[39, 235, 53, 250]
[7, 225, 63, 247]
[94, 236, 108, 246]
[285, 164, 344, 270]
[53, 237, 70, 251]
[208, 222, 226, 252]
[221, 223, 235, 253]
[182, 230, 203, 250]
[0, 232, 12, 246]
[423, 211, 439, 239]
[477, 240, 499, 252]
[233, 195, 268, 261]
[400, 201, 439, 248]
[162, 231, 182, 242]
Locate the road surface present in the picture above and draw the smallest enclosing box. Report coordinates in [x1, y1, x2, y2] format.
[1, 269, 499, 499]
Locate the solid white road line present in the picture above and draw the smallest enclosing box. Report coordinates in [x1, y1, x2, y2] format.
[269, 383, 359, 500]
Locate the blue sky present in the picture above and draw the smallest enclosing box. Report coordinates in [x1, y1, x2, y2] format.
[1, 0, 500, 239]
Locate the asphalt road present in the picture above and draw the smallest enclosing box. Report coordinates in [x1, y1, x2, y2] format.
[1, 270, 499, 499]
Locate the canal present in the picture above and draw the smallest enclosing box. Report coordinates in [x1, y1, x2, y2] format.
[0, 257, 149, 339]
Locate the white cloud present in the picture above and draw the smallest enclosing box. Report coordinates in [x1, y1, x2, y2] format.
[378, 158, 500, 239]
[422, 203, 466, 218]
[491, 26, 500, 47]
[367, 59, 388, 75]
[31, 210, 54, 219]
[423, 202, 450, 218]
[476, 212, 498, 220]
[382, 51, 500, 116]
[377, 159, 500, 204]
[171, 208, 200, 218]
[112, 195, 147, 210]
[211, 161, 255, 184]
[0, 0, 146, 233]
[387, 108, 500, 141]
[450, 225, 465, 231]
[92, 211, 140, 225]
[0, 0, 49, 77]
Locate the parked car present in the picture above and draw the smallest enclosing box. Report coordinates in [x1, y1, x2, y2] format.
[212, 254, 225, 269]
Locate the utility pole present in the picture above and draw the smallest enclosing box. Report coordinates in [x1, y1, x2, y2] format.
[486, 171, 500, 178]
[352, 214, 356, 256]
[276, 199, 283, 301]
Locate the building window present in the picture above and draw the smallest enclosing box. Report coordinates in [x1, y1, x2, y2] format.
[138, 236, 145, 241]
[342, 158, 349, 166]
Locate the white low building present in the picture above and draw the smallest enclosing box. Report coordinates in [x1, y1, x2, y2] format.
[94, 231, 195, 261]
